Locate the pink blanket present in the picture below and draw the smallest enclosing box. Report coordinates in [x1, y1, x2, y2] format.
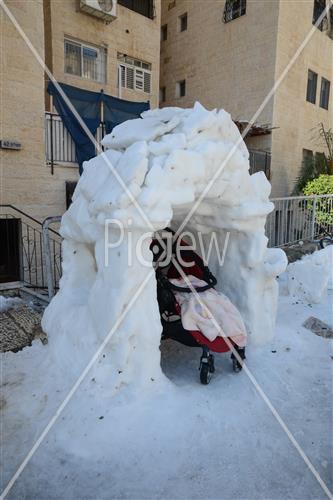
[170, 275, 247, 347]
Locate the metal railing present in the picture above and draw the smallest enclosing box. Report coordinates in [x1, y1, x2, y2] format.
[45, 113, 271, 179]
[266, 195, 333, 247]
[0, 205, 62, 292]
[45, 112, 106, 168]
[118, 0, 155, 19]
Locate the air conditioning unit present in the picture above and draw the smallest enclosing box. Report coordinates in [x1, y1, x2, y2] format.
[80, 0, 117, 21]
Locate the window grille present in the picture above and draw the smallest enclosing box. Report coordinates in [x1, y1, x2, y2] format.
[118, 0, 154, 19]
[64, 39, 106, 83]
[223, 0, 246, 23]
[312, 0, 328, 30]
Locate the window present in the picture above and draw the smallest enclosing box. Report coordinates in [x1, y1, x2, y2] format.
[302, 149, 314, 168]
[159, 87, 166, 103]
[179, 12, 188, 32]
[320, 77, 330, 109]
[161, 24, 168, 41]
[176, 80, 186, 98]
[118, 54, 152, 94]
[66, 181, 77, 209]
[312, 0, 329, 31]
[306, 69, 318, 103]
[223, 0, 246, 23]
[64, 39, 106, 83]
[118, 0, 154, 19]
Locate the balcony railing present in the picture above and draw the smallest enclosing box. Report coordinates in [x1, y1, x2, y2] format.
[45, 113, 271, 181]
[118, 0, 154, 19]
[45, 112, 105, 168]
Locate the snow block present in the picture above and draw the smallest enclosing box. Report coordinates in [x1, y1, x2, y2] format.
[287, 246, 333, 303]
[42, 103, 287, 387]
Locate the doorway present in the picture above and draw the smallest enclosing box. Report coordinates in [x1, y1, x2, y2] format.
[0, 218, 21, 283]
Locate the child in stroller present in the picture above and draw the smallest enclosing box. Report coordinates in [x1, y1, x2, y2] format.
[151, 230, 247, 384]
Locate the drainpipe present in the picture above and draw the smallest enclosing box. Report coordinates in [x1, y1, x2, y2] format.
[42, 215, 62, 300]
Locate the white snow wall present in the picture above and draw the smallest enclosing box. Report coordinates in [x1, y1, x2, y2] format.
[42, 103, 287, 387]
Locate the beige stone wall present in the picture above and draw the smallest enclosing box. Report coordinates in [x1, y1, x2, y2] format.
[1, 0, 161, 221]
[160, 0, 280, 126]
[0, 0, 76, 220]
[161, 0, 333, 197]
[270, 0, 333, 196]
[47, 0, 161, 108]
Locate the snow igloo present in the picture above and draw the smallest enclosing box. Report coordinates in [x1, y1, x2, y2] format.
[42, 103, 287, 387]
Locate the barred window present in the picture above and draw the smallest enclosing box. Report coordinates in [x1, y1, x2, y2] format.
[312, 0, 328, 31]
[118, 0, 154, 19]
[223, 0, 246, 23]
[118, 54, 152, 94]
[64, 39, 106, 83]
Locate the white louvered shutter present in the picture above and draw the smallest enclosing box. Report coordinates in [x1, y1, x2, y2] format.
[143, 71, 151, 93]
[126, 66, 134, 90]
[135, 69, 144, 91]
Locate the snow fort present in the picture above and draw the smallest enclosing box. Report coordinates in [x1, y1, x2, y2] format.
[42, 102, 287, 387]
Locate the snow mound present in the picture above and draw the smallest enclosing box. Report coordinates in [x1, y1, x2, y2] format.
[42, 102, 287, 389]
[0, 295, 22, 313]
[287, 246, 333, 303]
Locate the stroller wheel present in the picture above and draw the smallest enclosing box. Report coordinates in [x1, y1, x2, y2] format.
[232, 358, 242, 373]
[200, 363, 212, 385]
[209, 354, 215, 373]
[231, 346, 246, 373]
[199, 347, 214, 384]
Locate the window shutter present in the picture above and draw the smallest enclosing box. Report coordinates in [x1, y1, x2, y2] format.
[135, 69, 144, 91]
[120, 64, 126, 87]
[126, 66, 134, 89]
[117, 56, 151, 94]
[144, 71, 151, 93]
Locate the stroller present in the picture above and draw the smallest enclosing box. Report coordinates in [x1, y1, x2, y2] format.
[151, 230, 246, 385]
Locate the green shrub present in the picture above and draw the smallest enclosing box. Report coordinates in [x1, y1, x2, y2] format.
[294, 154, 330, 194]
[303, 174, 333, 195]
[303, 175, 333, 226]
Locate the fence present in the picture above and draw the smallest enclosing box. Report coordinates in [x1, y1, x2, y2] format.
[266, 194, 333, 247]
[0, 205, 62, 292]
[45, 112, 106, 167]
[45, 113, 271, 180]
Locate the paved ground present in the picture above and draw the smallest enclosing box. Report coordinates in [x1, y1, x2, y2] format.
[0, 293, 47, 353]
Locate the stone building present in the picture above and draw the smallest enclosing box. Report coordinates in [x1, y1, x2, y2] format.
[0, 0, 160, 285]
[160, 0, 333, 196]
[1, 0, 161, 220]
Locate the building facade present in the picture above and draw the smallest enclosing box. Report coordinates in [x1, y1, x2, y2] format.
[0, 0, 160, 286]
[1, 0, 161, 221]
[160, 0, 333, 196]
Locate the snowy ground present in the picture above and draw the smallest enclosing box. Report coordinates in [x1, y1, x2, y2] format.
[1, 291, 332, 500]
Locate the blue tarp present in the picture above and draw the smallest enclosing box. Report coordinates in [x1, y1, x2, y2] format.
[47, 82, 149, 174]
[103, 93, 149, 134]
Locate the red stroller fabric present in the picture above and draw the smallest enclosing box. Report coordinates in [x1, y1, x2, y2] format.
[152, 234, 244, 353]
